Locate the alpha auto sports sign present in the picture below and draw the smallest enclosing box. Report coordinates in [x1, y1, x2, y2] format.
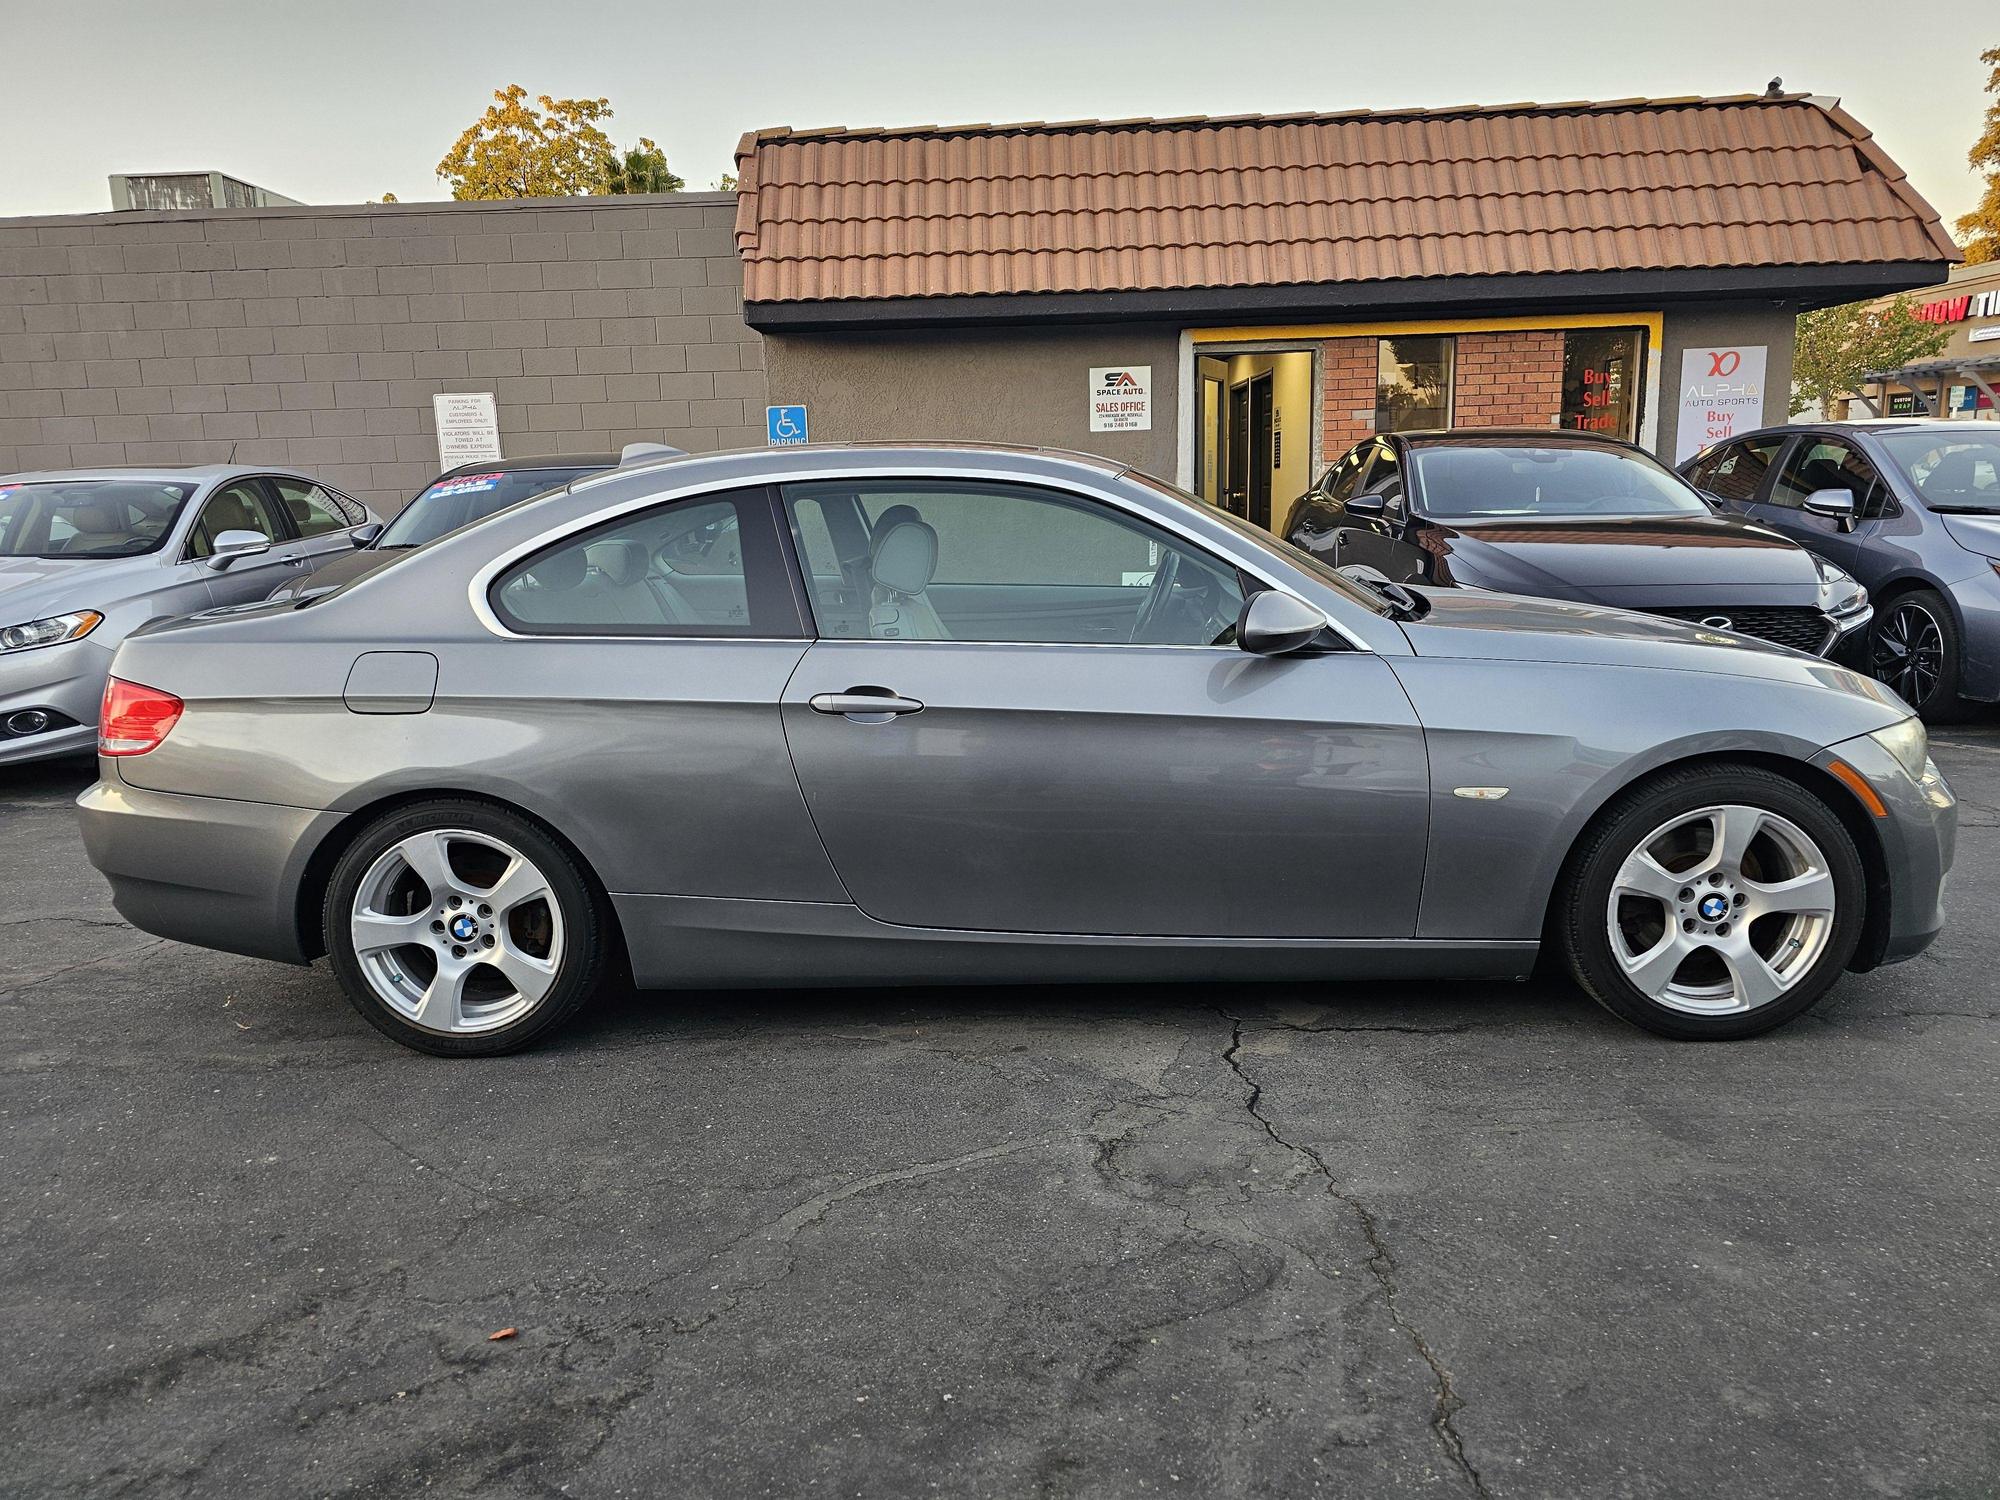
[1089, 366, 1152, 433]
[1675, 346, 1767, 463]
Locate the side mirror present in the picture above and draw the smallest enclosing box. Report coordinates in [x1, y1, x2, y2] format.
[205, 528, 271, 569]
[1802, 488, 1858, 530]
[1345, 491, 1388, 519]
[1237, 589, 1333, 656]
[349, 522, 384, 548]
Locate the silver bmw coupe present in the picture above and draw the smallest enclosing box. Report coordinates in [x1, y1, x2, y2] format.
[78, 445, 1955, 1054]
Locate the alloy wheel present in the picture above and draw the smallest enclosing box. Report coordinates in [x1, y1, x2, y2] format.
[1872, 602, 1944, 708]
[1605, 804, 1836, 1015]
[348, 828, 565, 1034]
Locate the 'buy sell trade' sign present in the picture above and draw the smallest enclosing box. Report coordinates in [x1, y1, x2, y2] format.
[1675, 347, 1767, 463]
[1090, 366, 1152, 433]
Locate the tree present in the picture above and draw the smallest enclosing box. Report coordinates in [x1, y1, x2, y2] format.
[1962, 46, 2000, 264]
[716, 172, 739, 192]
[1791, 294, 1953, 416]
[604, 138, 684, 195]
[437, 85, 619, 200]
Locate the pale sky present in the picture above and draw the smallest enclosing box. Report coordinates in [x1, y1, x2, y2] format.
[1, 0, 1988, 234]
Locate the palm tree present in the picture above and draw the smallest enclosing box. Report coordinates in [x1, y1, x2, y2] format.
[603, 138, 684, 195]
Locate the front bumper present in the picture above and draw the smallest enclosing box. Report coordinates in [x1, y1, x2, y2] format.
[76, 773, 341, 964]
[0, 636, 114, 766]
[1815, 730, 1956, 969]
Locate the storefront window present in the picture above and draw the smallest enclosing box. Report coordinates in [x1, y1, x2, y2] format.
[1376, 337, 1453, 432]
[1561, 328, 1644, 439]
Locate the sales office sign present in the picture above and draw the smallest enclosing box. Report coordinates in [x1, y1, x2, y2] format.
[1090, 366, 1152, 432]
[1675, 346, 1767, 463]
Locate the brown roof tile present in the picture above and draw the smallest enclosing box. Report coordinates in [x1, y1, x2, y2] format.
[732, 95, 1959, 306]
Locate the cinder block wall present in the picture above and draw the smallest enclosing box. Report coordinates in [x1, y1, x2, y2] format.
[0, 193, 766, 513]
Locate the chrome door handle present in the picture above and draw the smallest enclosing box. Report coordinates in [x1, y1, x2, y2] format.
[808, 691, 924, 718]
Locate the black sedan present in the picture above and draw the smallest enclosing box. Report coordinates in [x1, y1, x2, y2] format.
[1284, 430, 1872, 657]
[261, 450, 645, 601]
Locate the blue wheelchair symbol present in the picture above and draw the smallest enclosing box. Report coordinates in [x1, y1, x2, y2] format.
[767, 405, 808, 446]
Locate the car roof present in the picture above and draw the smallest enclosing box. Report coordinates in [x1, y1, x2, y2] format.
[582, 440, 1133, 490]
[432, 454, 619, 481]
[0, 463, 309, 486]
[1696, 419, 1993, 450]
[1393, 428, 1643, 451]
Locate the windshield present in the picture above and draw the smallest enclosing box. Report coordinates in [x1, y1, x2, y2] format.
[1876, 432, 2000, 512]
[1410, 444, 1709, 519]
[378, 466, 602, 548]
[1119, 469, 1393, 616]
[0, 479, 195, 559]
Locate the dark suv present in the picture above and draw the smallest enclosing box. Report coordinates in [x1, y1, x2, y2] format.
[1284, 429, 1870, 658]
[1681, 421, 2000, 719]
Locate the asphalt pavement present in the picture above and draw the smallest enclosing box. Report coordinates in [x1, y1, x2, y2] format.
[3, 734, 1997, 1498]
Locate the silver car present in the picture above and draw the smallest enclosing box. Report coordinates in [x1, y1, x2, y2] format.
[78, 445, 1955, 1055]
[0, 465, 381, 765]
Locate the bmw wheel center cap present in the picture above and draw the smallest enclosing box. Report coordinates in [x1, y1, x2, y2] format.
[1698, 894, 1730, 923]
[450, 914, 478, 941]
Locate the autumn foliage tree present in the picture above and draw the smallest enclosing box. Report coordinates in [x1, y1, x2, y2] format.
[436, 86, 681, 200]
[1791, 294, 1953, 415]
[1961, 46, 2000, 264]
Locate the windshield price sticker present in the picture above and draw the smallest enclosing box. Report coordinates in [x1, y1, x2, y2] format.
[425, 474, 503, 499]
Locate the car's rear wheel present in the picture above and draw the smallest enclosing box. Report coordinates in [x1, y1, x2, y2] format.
[1869, 588, 1968, 722]
[1558, 766, 1866, 1039]
[324, 800, 607, 1056]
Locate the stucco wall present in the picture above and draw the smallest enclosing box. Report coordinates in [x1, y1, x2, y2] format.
[1655, 303, 1799, 462]
[0, 193, 765, 511]
[761, 325, 1182, 479]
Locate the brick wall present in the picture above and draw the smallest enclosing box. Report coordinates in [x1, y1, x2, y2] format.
[1453, 329, 1564, 428]
[1319, 337, 1378, 457]
[0, 193, 765, 512]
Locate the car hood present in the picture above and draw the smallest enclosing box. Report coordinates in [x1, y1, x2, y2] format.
[1937, 512, 2000, 561]
[265, 545, 401, 599]
[1396, 585, 1906, 709]
[1426, 513, 1817, 596]
[0, 553, 147, 622]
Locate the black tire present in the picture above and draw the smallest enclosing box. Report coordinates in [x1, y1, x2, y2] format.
[1557, 764, 1867, 1040]
[1869, 588, 1969, 723]
[323, 799, 609, 1056]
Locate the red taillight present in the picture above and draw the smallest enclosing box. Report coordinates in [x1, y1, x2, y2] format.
[99, 676, 183, 757]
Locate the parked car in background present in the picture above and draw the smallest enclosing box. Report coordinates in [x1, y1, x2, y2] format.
[1682, 420, 2000, 720]
[79, 444, 1950, 1056]
[0, 465, 378, 765]
[1286, 430, 1872, 658]
[262, 453, 625, 602]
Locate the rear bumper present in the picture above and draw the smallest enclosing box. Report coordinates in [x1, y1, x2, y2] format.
[76, 773, 339, 964]
[1814, 733, 1956, 969]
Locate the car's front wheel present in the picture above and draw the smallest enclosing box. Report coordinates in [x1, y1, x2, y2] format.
[1869, 588, 1967, 722]
[324, 800, 608, 1056]
[1558, 766, 1866, 1039]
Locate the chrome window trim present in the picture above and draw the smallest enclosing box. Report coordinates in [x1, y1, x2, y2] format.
[467, 461, 1372, 651]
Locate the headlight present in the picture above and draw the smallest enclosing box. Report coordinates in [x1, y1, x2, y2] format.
[1812, 557, 1870, 618]
[0, 610, 103, 653]
[1868, 716, 1929, 782]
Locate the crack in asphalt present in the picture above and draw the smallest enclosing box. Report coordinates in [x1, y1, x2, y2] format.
[1219, 1010, 1491, 1500]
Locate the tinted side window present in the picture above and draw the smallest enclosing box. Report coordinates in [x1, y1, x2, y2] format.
[1362, 443, 1402, 499]
[186, 481, 288, 558]
[1771, 439, 1887, 515]
[782, 480, 1246, 647]
[491, 489, 798, 637]
[1319, 446, 1369, 502]
[270, 478, 353, 537]
[1699, 437, 1785, 503]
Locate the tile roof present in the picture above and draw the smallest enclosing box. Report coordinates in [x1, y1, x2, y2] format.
[732, 95, 1960, 306]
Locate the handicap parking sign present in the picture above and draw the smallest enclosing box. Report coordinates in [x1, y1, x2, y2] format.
[766, 405, 808, 446]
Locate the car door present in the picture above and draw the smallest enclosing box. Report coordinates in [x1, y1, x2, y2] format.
[776, 475, 1430, 939]
[1757, 436, 1892, 578]
[267, 476, 370, 576]
[1285, 442, 1369, 560]
[181, 477, 306, 602]
[1333, 443, 1426, 582]
[1689, 435, 1789, 522]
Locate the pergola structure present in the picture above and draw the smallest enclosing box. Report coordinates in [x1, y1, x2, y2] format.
[1855, 353, 2000, 419]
